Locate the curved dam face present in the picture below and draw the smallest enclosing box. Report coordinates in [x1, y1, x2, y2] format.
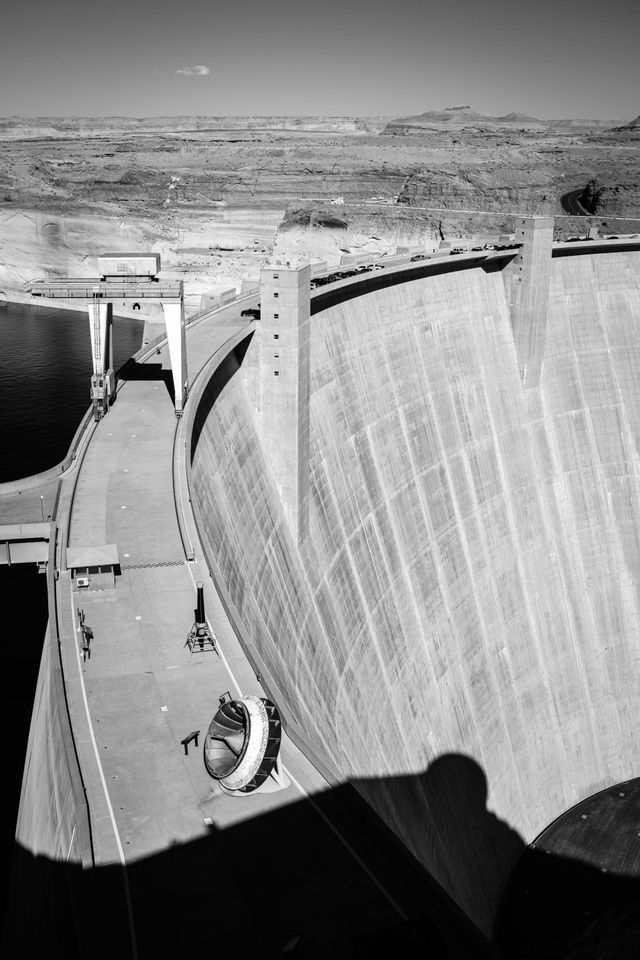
[189, 249, 640, 936]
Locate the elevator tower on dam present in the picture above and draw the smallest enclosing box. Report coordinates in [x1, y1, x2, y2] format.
[5, 219, 640, 958]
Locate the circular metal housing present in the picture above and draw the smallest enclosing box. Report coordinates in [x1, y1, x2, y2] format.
[203, 695, 281, 793]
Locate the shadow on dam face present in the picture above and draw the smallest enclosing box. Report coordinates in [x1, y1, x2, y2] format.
[5, 757, 640, 960]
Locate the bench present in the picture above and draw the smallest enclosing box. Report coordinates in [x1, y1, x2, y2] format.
[180, 730, 200, 756]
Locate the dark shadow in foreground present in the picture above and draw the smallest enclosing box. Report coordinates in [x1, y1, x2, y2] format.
[496, 776, 640, 959]
[5, 756, 640, 960]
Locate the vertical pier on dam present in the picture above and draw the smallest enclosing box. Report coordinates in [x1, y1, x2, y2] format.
[508, 215, 553, 387]
[245, 260, 311, 542]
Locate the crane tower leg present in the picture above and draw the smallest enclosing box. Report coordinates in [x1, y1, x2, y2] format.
[87, 300, 114, 420]
[161, 301, 188, 415]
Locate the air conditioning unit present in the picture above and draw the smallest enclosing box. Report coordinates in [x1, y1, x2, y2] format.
[76, 577, 90, 588]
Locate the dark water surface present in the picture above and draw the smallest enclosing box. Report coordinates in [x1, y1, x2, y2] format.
[0, 302, 143, 925]
[0, 302, 144, 482]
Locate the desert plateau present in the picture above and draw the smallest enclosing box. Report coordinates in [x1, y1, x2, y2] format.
[1, 107, 639, 313]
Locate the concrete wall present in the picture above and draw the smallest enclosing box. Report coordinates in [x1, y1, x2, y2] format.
[14, 622, 91, 866]
[189, 250, 640, 936]
[5, 616, 94, 957]
[5, 524, 93, 955]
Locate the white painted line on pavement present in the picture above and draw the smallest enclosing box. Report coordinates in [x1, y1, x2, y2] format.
[185, 562, 242, 698]
[65, 824, 77, 862]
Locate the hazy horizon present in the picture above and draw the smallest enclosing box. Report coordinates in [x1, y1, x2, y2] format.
[2, 0, 638, 121]
[0, 106, 636, 122]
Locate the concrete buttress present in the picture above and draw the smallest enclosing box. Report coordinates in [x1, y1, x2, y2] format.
[508, 216, 554, 387]
[246, 261, 311, 543]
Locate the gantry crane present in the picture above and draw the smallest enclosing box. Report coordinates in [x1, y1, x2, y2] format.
[30, 253, 187, 420]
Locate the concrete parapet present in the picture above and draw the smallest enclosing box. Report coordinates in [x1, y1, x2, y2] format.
[508, 216, 554, 388]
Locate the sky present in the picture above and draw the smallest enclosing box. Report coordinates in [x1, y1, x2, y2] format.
[1, 0, 638, 120]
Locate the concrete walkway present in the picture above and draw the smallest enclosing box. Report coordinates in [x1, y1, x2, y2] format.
[61, 304, 309, 856]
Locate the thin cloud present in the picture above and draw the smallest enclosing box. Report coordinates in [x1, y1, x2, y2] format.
[175, 64, 211, 77]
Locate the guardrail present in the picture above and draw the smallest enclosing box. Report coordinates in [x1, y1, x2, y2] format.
[31, 281, 183, 300]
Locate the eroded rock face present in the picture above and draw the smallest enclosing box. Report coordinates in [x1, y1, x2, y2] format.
[396, 166, 561, 219]
[1, 115, 638, 306]
[580, 177, 640, 218]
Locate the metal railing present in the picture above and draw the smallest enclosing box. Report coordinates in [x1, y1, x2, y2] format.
[30, 278, 183, 300]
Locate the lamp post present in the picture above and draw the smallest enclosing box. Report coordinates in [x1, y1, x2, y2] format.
[40, 496, 44, 522]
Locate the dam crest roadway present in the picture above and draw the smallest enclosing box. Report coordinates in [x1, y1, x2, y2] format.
[4, 222, 640, 957]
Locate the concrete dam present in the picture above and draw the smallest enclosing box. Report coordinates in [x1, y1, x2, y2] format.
[6, 220, 640, 956]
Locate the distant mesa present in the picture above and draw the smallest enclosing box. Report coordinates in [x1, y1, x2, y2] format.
[497, 111, 543, 123]
[382, 105, 546, 133]
[382, 106, 625, 134]
[398, 106, 489, 124]
[442, 106, 543, 124]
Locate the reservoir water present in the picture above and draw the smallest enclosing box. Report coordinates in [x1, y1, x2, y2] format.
[0, 302, 144, 482]
[0, 301, 144, 921]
